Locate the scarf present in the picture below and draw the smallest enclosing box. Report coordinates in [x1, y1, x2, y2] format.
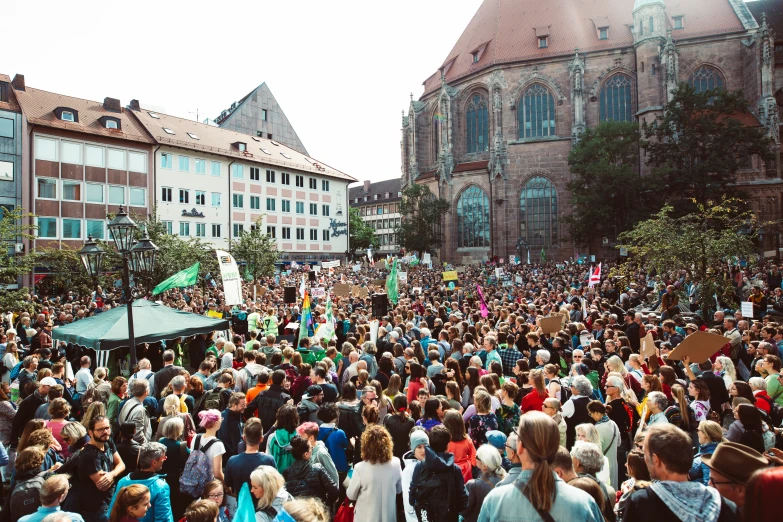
[595, 415, 610, 425]
[649, 480, 721, 522]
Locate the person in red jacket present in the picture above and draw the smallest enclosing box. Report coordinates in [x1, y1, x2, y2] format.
[521, 369, 547, 413]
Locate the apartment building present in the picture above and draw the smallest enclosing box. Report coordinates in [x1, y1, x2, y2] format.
[348, 178, 402, 255]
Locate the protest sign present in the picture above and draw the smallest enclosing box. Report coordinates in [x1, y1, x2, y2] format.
[515, 276, 523, 284]
[640, 332, 656, 358]
[311, 287, 326, 298]
[442, 271, 458, 281]
[741, 301, 754, 318]
[333, 284, 350, 297]
[495, 268, 504, 278]
[322, 260, 340, 268]
[538, 315, 563, 335]
[216, 250, 242, 305]
[398, 271, 407, 283]
[667, 331, 729, 364]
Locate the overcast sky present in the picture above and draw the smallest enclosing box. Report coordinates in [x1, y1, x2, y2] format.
[3, 0, 481, 186]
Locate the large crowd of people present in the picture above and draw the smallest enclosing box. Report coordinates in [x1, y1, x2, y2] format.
[0, 258, 782, 522]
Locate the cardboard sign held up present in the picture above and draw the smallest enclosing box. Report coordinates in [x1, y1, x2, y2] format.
[333, 284, 350, 297]
[538, 315, 563, 335]
[640, 332, 656, 358]
[371, 278, 386, 286]
[667, 331, 729, 364]
[442, 271, 458, 281]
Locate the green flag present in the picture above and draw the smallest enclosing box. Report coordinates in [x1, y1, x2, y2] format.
[540, 247, 546, 263]
[152, 262, 199, 295]
[386, 258, 399, 305]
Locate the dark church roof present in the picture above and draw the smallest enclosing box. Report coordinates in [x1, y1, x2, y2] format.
[747, 0, 783, 41]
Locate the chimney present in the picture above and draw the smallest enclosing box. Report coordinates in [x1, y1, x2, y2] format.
[363, 180, 371, 193]
[103, 97, 121, 113]
[129, 99, 141, 111]
[11, 74, 25, 91]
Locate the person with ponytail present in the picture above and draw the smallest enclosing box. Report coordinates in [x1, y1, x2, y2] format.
[108, 484, 151, 522]
[382, 394, 415, 460]
[477, 411, 603, 522]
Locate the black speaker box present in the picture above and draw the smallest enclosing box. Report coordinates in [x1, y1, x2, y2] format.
[308, 271, 316, 282]
[372, 293, 388, 317]
[284, 286, 296, 304]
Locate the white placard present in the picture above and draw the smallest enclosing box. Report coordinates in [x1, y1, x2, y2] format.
[353, 264, 361, 272]
[495, 268, 504, 278]
[311, 287, 326, 298]
[322, 260, 340, 268]
[740, 301, 754, 318]
[515, 276, 523, 284]
[422, 253, 431, 264]
[398, 271, 407, 283]
[370, 320, 379, 344]
[216, 250, 243, 305]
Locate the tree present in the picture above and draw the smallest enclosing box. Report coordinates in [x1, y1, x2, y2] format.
[615, 198, 759, 319]
[348, 207, 378, 255]
[395, 184, 450, 255]
[229, 217, 280, 281]
[566, 121, 647, 248]
[36, 242, 121, 298]
[0, 207, 38, 312]
[642, 83, 773, 207]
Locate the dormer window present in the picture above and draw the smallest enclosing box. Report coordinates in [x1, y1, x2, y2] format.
[261, 149, 271, 155]
[471, 52, 479, 63]
[270, 140, 280, 147]
[0, 82, 8, 103]
[99, 116, 121, 130]
[54, 107, 79, 123]
[62, 111, 75, 122]
[598, 27, 609, 40]
[106, 120, 118, 129]
[538, 36, 548, 49]
[673, 16, 684, 30]
[234, 142, 247, 152]
[163, 128, 175, 135]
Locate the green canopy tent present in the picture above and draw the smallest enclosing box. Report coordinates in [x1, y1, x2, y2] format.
[52, 299, 230, 368]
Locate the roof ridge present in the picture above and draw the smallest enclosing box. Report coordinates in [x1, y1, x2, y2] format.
[20, 86, 126, 109]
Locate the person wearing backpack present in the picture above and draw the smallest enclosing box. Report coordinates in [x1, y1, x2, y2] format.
[244, 370, 292, 430]
[17, 474, 84, 522]
[409, 425, 468, 522]
[108, 442, 172, 522]
[267, 404, 299, 473]
[9, 446, 55, 521]
[119, 380, 152, 444]
[181, 410, 225, 499]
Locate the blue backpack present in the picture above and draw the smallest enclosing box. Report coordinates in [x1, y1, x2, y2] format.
[9, 361, 24, 381]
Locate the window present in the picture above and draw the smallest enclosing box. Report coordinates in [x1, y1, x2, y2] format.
[37, 217, 57, 238]
[233, 194, 244, 208]
[457, 186, 490, 248]
[296, 202, 304, 214]
[322, 230, 330, 241]
[639, 21, 643, 36]
[250, 196, 260, 210]
[37, 178, 57, 199]
[267, 226, 276, 238]
[263, 170, 274, 183]
[538, 37, 548, 48]
[62, 181, 82, 201]
[87, 183, 105, 203]
[107, 149, 125, 170]
[322, 180, 329, 191]
[267, 134, 273, 140]
[179, 222, 190, 236]
[466, 94, 489, 153]
[86, 220, 104, 239]
[599, 28, 608, 40]
[599, 74, 633, 122]
[282, 227, 291, 239]
[161, 187, 172, 203]
[195, 191, 206, 205]
[361, 207, 366, 216]
[0, 83, 7, 104]
[195, 159, 206, 174]
[282, 200, 291, 212]
[211, 192, 222, 207]
[211, 161, 221, 176]
[296, 175, 304, 188]
[518, 84, 556, 139]
[163, 128, 175, 135]
[163, 221, 173, 234]
[309, 203, 317, 215]
[105, 120, 118, 129]
[128, 152, 146, 173]
[231, 164, 244, 179]
[377, 206, 382, 215]
[472, 52, 479, 63]
[673, 16, 683, 30]
[35, 137, 57, 161]
[310, 229, 318, 241]
[383, 219, 388, 229]
[282, 172, 290, 185]
[161, 153, 173, 169]
[520, 176, 558, 250]
[130, 188, 145, 206]
[395, 204, 400, 213]
[233, 224, 244, 236]
[309, 178, 317, 190]
[85, 145, 104, 167]
[179, 189, 190, 204]
[62, 219, 81, 239]
[178, 156, 190, 172]
[261, 149, 271, 155]
[61, 142, 82, 165]
[187, 133, 199, 140]
[237, 142, 247, 152]
[261, 109, 267, 121]
[649, 17, 654, 33]
[383, 204, 388, 214]
[432, 111, 442, 158]
[296, 228, 305, 240]
[196, 223, 206, 237]
[266, 198, 275, 211]
[250, 167, 260, 181]
[61, 111, 75, 122]
[148, 112, 160, 119]
[211, 224, 221, 238]
[688, 66, 724, 95]
[109, 186, 125, 204]
[322, 205, 330, 217]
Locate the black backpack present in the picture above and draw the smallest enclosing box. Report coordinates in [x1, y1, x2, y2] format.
[202, 389, 223, 411]
[759, 394, 783, 427]
[10, 472, 47, 519]
[553, 379, 571, 403]
[411, 465, 456, 522]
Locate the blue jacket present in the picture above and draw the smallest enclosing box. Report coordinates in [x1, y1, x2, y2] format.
[688, 442, 718, 485]
[317, 424, 349, 472]
[19, 506, 85, 522]
[108, 472, 173, 522]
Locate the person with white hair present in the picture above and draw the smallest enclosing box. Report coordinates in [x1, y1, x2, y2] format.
[535, 349, 551, 369]
[562, 375, 593, 449]
[462, 444, 506, 521]
[570, 440, 614, 505]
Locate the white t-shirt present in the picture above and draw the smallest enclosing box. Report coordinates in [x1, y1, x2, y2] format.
[190, 435, 225, 462]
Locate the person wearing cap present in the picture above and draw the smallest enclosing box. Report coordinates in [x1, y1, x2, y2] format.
[401, 427, 429, 522]
[297, 385, 323, 424]
[10, 376, 56, 446]
[701, 441, 768, 514]
[485, 430, 513, 471]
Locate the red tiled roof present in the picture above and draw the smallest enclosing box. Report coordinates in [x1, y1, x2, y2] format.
[13, 86, 154, 144]
[423, 0, 747, 95]
[0, 74, 20, 112]
[453, 160, 489, 173]
[418, 170, 437, 181]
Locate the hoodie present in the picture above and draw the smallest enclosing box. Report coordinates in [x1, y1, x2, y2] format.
[409, 447, 469, 522]
[310, 440, 338, 484]
[297, 398, 320, 424]
[268, 428, 295, 472]
[401, 451, 422, 522]
[108, 472, 173, 522]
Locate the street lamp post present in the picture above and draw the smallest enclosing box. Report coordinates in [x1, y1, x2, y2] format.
[78, 207, 158, 367]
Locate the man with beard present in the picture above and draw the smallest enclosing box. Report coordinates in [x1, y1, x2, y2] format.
[79, 415, 126, 522]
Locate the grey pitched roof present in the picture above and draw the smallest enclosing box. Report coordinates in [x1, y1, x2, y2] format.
[349, 178, 402, 204]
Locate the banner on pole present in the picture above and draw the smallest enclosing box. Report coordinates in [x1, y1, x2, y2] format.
[216, 250, 243, 305]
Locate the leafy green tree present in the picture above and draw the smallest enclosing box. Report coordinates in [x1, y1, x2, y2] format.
[395, 184, 450, 255]
[0, 208, 38, 312]
[615, 198, 758, 319]
[348, 207, 378, 256]
[36, 242, 121, 298]
[566, 121, 647, 248]
[229, 217, 280, 281]
[642, 83, 773, 207]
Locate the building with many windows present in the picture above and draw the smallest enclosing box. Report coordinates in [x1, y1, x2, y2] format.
[402, 0, 782, 263]
[349, 179, 402, 255]
[129, 103, 355, 262]
[0, 75, 23, 216]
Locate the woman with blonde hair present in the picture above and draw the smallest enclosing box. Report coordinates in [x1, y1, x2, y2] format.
[714, 356, 737, 390]
[1, 341, 18, 384]
[279, 498, 329, 522]
[462, 444, 506, 522]
[346, 424, 402, 522]
[542, 398, 567, 447]
[155, 394, 196, 443]
[576, 423, 612, 488]
[689, 420, 724, 485]
[251, 465, 293, 522]
[220, 341, 236, 370]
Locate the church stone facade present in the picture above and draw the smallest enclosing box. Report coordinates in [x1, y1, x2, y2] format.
[401, 0, 782, 264]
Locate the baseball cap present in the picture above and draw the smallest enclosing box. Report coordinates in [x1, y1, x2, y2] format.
[40, 377, 57, 386]
[486, 430, 507, 452]
[302, 385, 323, 400]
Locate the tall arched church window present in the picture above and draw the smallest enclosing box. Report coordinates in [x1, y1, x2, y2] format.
[600, 74, 633, 122]
[456, 186, 490, 248]
[466, 94, 489, 153]
[432, 112, 442, 159]
[688, 66, 724, 94]
[518, 84, 555, 139]
[520, 176, 558, 250]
